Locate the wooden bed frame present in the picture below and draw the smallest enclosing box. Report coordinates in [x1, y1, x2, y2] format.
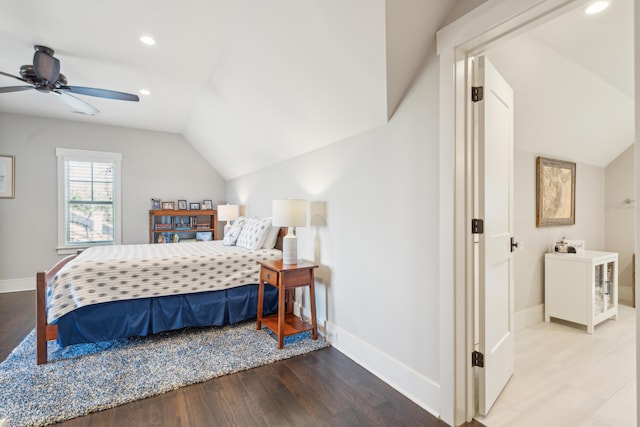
[36, 228, 287, 365]
[36, 253, 77, 365]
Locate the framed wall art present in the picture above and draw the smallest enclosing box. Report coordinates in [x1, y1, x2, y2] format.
[178, 200, 187, 210]
[202, 199, 212, 210]
[162, 201, 175, 210]
[536, 156, 576, 227]
[0, 155, 15, 199]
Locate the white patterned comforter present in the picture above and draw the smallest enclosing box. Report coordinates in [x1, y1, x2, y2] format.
[47, 241, 281, 323]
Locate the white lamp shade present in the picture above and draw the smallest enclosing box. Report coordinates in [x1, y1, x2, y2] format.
[272, 199, 307, 227]
[218, 204, 239, 222]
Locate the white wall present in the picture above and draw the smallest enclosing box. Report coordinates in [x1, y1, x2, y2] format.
[227, 50, 443, 415]
[605, 144, 635, 304]
[514, 150, 606, 314]
[0, 113, 226, 291]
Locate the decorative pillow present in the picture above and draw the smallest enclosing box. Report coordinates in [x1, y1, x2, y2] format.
[236, 217, 272, 250]
[222, 216, 246, 246]
[262, 222, 280, 249]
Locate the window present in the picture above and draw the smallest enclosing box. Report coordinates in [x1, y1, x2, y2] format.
[57, 148, 122, 254]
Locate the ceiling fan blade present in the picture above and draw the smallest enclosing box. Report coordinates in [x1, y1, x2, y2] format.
[62, 86, 139, 102]
[0, 86, 34, 93]
[0, 70, 28, 83]
[53, 91, 99, 115]
[33, 47, 60, 84]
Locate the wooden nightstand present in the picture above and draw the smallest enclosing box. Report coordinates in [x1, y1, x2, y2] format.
[256, 259, 318, 349]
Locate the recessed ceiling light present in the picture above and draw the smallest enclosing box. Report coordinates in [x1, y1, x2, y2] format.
[139, 35, 156, 46]
[139, 89, 151, 96]
[585, 1, 609, 14]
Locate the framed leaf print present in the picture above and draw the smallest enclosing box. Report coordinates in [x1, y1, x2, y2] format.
[536, 156, 576, 227]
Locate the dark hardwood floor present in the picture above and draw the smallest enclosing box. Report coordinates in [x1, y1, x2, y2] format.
[1, 291, 484, 427]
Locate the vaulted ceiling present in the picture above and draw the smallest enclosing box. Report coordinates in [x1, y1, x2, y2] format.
[487, 0, 634, 167]
[0, 0, 634, 178]
[0, 0, 457, 179]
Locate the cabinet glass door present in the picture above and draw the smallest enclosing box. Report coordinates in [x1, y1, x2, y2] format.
[594, 261, 614, 316]
[603, 261, 614, 311]
[594, 263, 605, 316]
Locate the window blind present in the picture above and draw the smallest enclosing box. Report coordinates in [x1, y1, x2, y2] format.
[64, 159, 115, 244]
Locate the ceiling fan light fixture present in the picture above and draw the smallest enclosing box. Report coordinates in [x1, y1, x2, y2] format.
[139, 88, 151, 96]
[139, 35, 156, 46]
[585, 1, 609, 15]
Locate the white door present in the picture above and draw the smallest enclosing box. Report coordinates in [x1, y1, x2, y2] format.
[474, 55, 515, 416]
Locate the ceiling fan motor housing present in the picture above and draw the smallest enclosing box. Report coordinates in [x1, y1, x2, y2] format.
[33, 46, 60, 85]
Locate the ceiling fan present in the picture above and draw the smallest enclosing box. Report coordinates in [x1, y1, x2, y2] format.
[0, 45, 139, 115]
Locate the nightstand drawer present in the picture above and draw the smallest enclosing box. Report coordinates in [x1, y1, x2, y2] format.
[260, 268, 278, 284]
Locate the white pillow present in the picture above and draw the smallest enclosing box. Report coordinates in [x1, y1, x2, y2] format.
[236, 217, 272, 250]
[222, 216, 246, 246]
[262, 224, 280, 249]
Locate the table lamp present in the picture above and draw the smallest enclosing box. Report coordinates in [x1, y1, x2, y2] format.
[272, 199, 307, 264]
[218, 204, 239, 235]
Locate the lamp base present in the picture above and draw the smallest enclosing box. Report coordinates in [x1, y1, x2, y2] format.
[282, 233, 297, 265]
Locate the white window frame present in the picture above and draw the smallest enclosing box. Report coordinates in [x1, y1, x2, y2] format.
[56, 148, 123, 255]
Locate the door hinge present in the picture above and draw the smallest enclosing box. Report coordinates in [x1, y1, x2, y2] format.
[472, 351, 484, 367]
[471, 218, 484, 234]
[472, 86, 484, 102]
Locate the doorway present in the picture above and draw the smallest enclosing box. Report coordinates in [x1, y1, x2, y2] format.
[436, 0, 637, 425]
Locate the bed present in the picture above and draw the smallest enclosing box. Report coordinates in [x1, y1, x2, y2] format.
[36, 221, 286, 365]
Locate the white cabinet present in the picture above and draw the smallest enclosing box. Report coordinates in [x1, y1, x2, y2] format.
[545, 251, 618, 334]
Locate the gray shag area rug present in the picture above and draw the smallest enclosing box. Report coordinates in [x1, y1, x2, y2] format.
[0, 323, 329, 427]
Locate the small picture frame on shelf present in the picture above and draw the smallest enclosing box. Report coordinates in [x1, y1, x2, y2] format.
[202, 199, 212, 210]
[178, 200, 187, 210]
[151, 198, 161, 210]
[190, 202, 201, 210]
[162, 201, 175, 210]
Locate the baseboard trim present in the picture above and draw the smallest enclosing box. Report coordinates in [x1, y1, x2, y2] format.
[515, 304, 544, 331]
[0, 277, 34, 293]
[329, 322, 440, 419]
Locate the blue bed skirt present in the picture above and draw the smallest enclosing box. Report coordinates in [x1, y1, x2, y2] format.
[56, 284, 279, 347]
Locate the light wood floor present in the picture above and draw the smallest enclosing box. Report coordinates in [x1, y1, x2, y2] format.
[477, 305, 636, 427]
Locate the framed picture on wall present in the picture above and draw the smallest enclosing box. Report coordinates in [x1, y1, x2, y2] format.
[162, 201, 175, 210]
[178, 200, 187, 210]
[151, 198, 161, 210]
[202, 199, 212, 210]
[0, 155, 15, 199]
[190, 202, 201, 210]
[536, 156, 576, 227]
